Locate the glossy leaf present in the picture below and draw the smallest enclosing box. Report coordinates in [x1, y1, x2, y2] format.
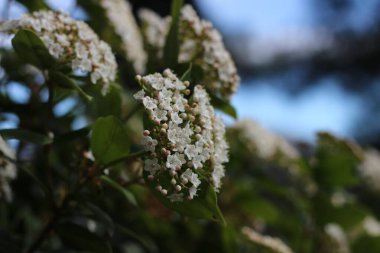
[180, 63, 192, 81]
[11, 29, 55, 69]
[163, 0, 183, 68]
[209, 93, 238, 119]
[49, 71, 93, 102]
[91, 116, 130, 165]
[100, 176, 137, 206]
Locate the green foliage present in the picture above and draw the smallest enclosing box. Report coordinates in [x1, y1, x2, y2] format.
[91, 116, 130, 165]
[56, 222, 113, 253]
[147, 178, 225, 224]
[163, 0, 183, 68]
[12, 29, 55, 69]
[315, 132, 361, 187]
[209, 93, 238, 119]
[0, 129, 52, 145]
[100, 175, 137, 206]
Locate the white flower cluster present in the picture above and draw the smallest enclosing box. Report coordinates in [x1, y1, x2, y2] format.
[230, 119, 300, 162]
[324, 223, 350, 253]
[0, 137, 17, 202]
[134, 69, 228, 202]
[241, 227, 294, 253]
[138, 5, 240, 99]
[0, 11, 117, 93]
[100, 0, 146, 74]
[179, 5, 240, 99]
[362, 216, 380, 237]
[138, 9, 171, 59]
[358, 149, 380, 192]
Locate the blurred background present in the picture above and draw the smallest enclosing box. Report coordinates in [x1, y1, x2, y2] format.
[1, 0, 380, 145]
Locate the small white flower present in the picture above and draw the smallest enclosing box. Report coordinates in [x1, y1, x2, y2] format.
[144, 158, 160, 175]
[141, 136, 157, 153]
[133, 90, 145, 100]
[142, 97, 157, 111]
[184, 145, 198, 160]
[166, 153, 185, 170]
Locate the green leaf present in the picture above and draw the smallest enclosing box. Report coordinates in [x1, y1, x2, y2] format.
[116, 225, 158, 253]
[87, 85, 122, 118]
[0, 129, 52, 145]
[56, 222, 112, 253]
[11, 29, 55, 69]
[49, 71, 93, 102]
[163, 0, 183, 68]
[314, 132, 362, 187]
[91, 116, 130, 165]
[209, 93, 237, 119]
[100, 176, 137, 206]
[314, 194, 369, 230]
[148, 179, 225, 224]
[83, 202, 115, 236]
[180, 63, 192, 81]
[352, 235, 380, 253]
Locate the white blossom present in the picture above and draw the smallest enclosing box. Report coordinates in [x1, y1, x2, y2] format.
[358, 149, 380, 192]
[242, 227, 294, 253]
[141, 136, 157, 153]
[230, 119, 300, 163]
[100, 0, 146, 74]
[0, 11, 117, 94]
[135, 69, 229, 201]
[138, 5, 240, 99]
[0, 137, 17, 202]
[324, 223, 350, 253]
[363, 216, 380, 237]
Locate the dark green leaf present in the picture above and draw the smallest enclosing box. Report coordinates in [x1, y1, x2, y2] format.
[209, 93, 237, 119]
[91, 116, 130, 165]
[0, 129, 52, 145]
[148, 179, 225, 224]
[56, 223, 112, 253]
[116, 225, 158, 253]
[11, 29, 55, 69]
[49, 71, 93, 102]
[163, 0, 183, 68]
[100, 176, 137, 206]
[180, 63, 192, 81]
[84, 202, 115, 236]
[352, 235, 380, 253]
[87, 85, 122, 118]
[314, 194, 369, 230]
[315, 132, 362, 187]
